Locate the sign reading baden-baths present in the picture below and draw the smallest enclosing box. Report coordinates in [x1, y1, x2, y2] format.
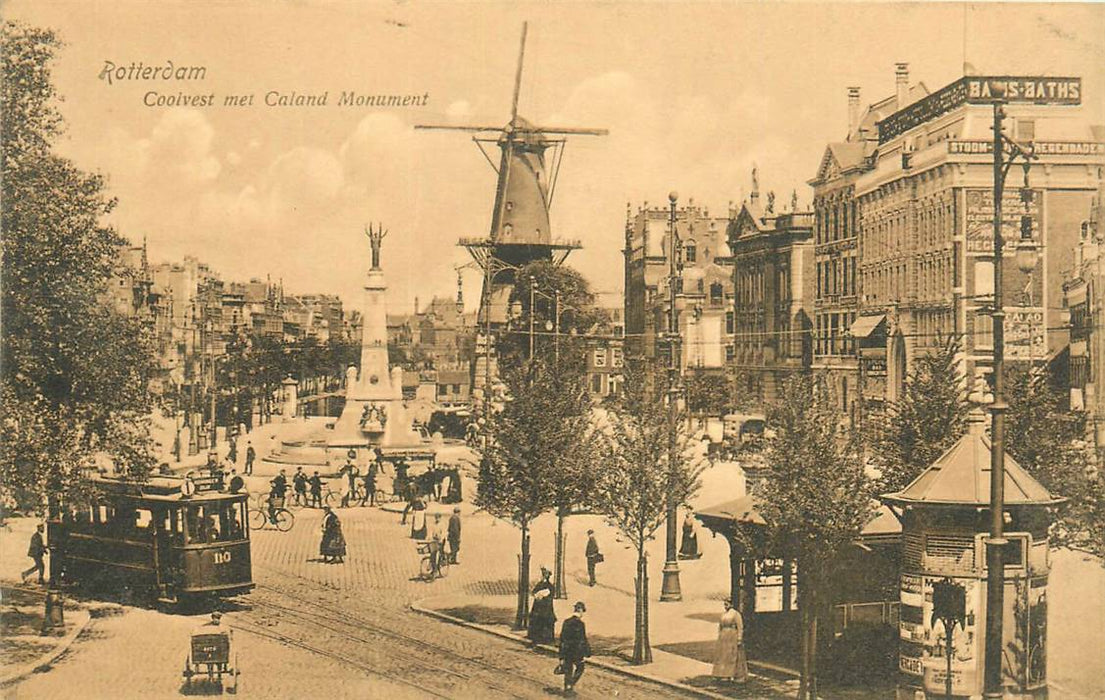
[879, 76, 1082, 143]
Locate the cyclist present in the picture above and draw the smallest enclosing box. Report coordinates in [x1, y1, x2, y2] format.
[268, 470, 289, 524]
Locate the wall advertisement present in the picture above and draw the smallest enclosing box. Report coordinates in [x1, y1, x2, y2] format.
[964, 188, 1041, 255]
[898, 573, 981, 694]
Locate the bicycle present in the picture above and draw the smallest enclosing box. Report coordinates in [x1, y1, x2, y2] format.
[248, 497, 295, 532]
[417, 541, 449, 581]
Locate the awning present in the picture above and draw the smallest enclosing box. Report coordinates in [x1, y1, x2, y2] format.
[849, 314, 886, 339]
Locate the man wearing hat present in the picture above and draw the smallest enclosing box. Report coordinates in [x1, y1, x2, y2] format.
[447, 506, 462, 564]
[558, 601, 591, 694]
[585, 530, 602, 587]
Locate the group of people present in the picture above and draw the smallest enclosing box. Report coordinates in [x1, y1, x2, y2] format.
[413, 507, 462, 579]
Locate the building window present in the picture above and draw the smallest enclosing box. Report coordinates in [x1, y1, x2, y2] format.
[726, 345, 735, 362]
[611, 347, 624, 368]
[685, 242, 697, 264]
[726, 311, 734, 334]
[592, 374, 603, 394]
[593, 349, 607, 367]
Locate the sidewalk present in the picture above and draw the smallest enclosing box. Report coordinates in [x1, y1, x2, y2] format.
[413, 585, 798, 699]
[0, 518, 107, 688]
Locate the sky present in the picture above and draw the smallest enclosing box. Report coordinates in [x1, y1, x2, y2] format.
[5, 1, 1104, 313]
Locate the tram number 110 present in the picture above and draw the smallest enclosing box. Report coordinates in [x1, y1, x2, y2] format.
[213, 551, 233, 565]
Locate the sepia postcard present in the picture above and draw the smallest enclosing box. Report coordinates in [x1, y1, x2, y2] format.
[1, 2, 1103, 699]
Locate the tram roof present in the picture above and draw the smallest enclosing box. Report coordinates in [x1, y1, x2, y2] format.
[87, 474, 245, 503]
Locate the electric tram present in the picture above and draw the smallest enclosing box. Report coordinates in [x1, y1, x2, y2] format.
[49, 468, 254, 604]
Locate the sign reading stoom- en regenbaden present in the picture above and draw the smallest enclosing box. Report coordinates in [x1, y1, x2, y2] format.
[878, 76, 1082, 143]
[949, 141, 1105, 156]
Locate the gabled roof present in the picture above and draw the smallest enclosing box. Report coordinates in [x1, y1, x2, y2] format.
[882, 411, 1064, 508]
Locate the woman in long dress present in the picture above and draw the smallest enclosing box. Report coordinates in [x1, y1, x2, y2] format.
[712, 598, 748, 682]
[679, 511, 700, 559]
[527, 567, 557, 644]
[320, 506, 346, 564]
[409, 495, 427, 540]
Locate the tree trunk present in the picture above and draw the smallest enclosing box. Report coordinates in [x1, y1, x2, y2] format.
[798, 571, 812, 700]
[554, 510, 567, 599]
[633, 550, 653, 664]
[514, 527, 531, 630]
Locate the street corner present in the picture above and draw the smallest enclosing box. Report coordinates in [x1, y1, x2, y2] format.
[0, 585, 94, 689]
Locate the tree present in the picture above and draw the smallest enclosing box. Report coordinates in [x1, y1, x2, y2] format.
[498, 261, 602, 372]
[684, 371, 730, 417]
[867, 336, 968, 493]
[593, 357, 706, 663]
[477, 358, 589, 628]
[760, 373, 875, 699]
[1, 22, 156, 510]
[1005, 365, 1104, 560]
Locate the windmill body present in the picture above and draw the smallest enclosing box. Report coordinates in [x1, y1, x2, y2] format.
[416, 23, 606, 400]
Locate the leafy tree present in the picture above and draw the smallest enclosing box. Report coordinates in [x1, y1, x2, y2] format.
[1006, 365, 1104, 559]
[477, 358, 586, 628]
[684, 371, 730, 417]
[760, 373, 875, 699]
[1, 22, 156, 510]
[867, 335, 968, 492]
[499, 261, 602, 372]
[593, 356, 706, 663]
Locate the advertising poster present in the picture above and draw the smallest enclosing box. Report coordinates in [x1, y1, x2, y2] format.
[921, 576, 980, 696]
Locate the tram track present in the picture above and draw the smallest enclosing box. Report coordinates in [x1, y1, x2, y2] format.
[228, 616, 455, 699]
[243, 576, 556, 699]
[245, 563, 707, 699]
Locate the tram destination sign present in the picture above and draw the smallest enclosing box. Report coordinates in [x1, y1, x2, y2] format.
[878, 76, 1082, 143]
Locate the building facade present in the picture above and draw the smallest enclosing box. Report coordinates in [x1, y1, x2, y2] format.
[1063, 183, 1105, 451]
[809, 65, 930, 415]
[623, 198, 734, 376]
[855, 72, 1103, 404]
[727, 184, 815, 406]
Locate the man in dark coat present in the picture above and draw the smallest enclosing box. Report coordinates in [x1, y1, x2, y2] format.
[309, 471, 323, 509]
[585, 530, 602, 586]
[244, 441, 256, 475]
[21, 524, 47, 584]
[228, 469, 245, 494]
[447, 506, 462, 564]
[293, 467, 308, 506]
[559, 601, 591, 694]
[360, 464, 377, 507]
[269, 470, 288, 524]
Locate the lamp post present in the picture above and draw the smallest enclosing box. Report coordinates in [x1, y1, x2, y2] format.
[983, 84, 1037, 699]
[529, 275, 537, 360]
[661, 190, 683, 602]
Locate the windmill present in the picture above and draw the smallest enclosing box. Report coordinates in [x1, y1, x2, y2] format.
[416, 22, 607, 400]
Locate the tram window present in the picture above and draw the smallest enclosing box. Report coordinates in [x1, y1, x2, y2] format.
[135, 509, 153, 530]
[222, 503, 246, 541]
[95, 505, 113, 525]
[185, 505, 202, 544]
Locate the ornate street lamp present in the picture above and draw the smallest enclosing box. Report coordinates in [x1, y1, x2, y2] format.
[983, 82, 1037, 699]
[661, 190, 683, 602]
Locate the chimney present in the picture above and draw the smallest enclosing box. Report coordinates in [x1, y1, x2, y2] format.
[415, 296, 420, 315]
[847, 87, 861, 135]
[895, 63, 910, 109]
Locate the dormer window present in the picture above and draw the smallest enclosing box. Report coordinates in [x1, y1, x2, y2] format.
[505, 201, 514, 212]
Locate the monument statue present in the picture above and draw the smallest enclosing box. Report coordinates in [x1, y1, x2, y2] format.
[366, 223, 388, 270]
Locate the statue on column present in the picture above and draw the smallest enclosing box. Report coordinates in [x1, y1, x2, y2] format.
[365, 223, 388, 270]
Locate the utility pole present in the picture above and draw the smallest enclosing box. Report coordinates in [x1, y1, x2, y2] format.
[660, 190, 683, 602]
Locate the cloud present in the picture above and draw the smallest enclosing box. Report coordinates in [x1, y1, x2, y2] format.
[226, 151, 242, 166]
[144, 108, 221, 185]
[446, 100, 473, 119]
[266, 147, 344, 213]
